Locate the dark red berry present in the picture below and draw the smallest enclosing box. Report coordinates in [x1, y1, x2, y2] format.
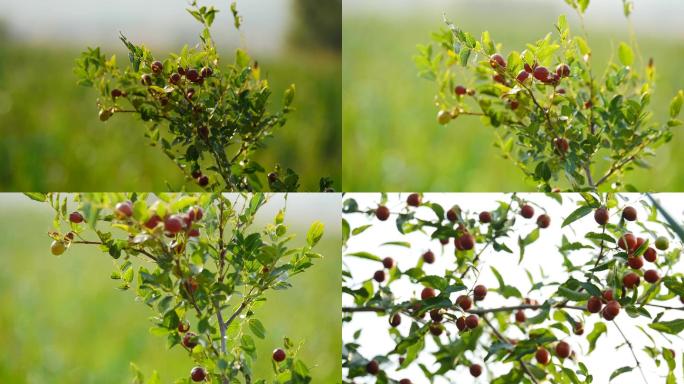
[422, 250, 435, 264]
[390, 313, 401, 327]
[456, 316, 467, 331]
[375, 206, 390, 221]
[197, 175, 209, 187]
[618, 233, 637, 252]
[465, 314, 479, 329]
[644, 269, 660, 283]
[574, 323, 584, 335]
[446, 208, 458, 222]
[537, 214, 551, 228]
[456, 295, 472, 311]
[429, 323, 443, 336]
[622, 206, 637, 221]
[556, 341, 571, 358]
[536, 347, 550, 365]
[602, 290, 614, 301]
[515, 310, 526, 323]
[473, 285, 487, 301]
[169, 72, 181, 84]
[399, 380, 412, 384]
[178, 66, 186, 76]
[144, 214, 162, 229]
[594, 207, 609, 225]
[164, 215, 185, 234]
[623, 272, 640, 289]
[554, 137, 569, 154]
[429, 309, 443, 322]
[187, 206, 203, 221]
[509, 99, 520, 110]
[458, 234, 475, 250]
[628, 256, 644, 269]
[520, 204, 534, 219]
[421, 287, 436, 300]
[272, 348, 286, 362]
[407, 193, 421, 207]
[490, 53, 506, 69]
[587, 296, 602, 313]
[382, 257, 394, 269]
[469, 364, 482, 377]
[366, 360, 379, 375]
[516, 70, 529, 83]
[267, 172, 278, 184]
[141, 74, 152, 86]
[151, 61, 163, 74]
[479, 211, 492, 223]
[455, 85, 467, 95]
[603, 300, 620, 320]
[115, 202, 133, 218]
[200, 66, 213, 78]
[186, 68, 201, 83]
[178, 321, 190, 333]
[373, 270, 385, 283]
[111, 89, 123, 98]
[69, 211, 84, 223]
[644, 247, 657, 262]
[524, 62, 534, 73]
[533, 66, 550, 82]
[493, 74, 506, 84]
[556, 64, 570, 78]
[190, 366, 206, 382]
[183, 332, 198, 349]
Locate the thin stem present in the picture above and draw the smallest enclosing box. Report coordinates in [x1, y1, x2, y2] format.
[71, 240, 158, 262]
[613, 320, 648, 384]
[595, 139, 653, 186]
[483, 315, 540, 384]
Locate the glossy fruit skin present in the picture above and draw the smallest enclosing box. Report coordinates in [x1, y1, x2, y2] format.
[602, 290, 614, 301]
[644, 269, 660, 283]
[201, 66, 213, 78]
[437, 110, 451, 125]
[516, 70, 530, 83]
[267, 172, 278, 184]
[594, 207, 609, 225]
[190, 366, 206, 382]
[446, 208, 458, 222]
[536, 347, 550, 365]
[473, 285, 487, 301]
[556, 64, 570, 77]
[515, 310, 526, 323]
[479, 211, 492, 223]
[455, 85, 467, 95]
[69, 211, 84, 223]
[623, 272, 640, 289]
[421, 287, 436, 300]
[273, 348, 286, 362]
[422, 250, 435, 264]
[622, 206, 637, 221]
[111, 89, 123, 98]
[587, 296, 602, 313]
[524, 62, 534, 72]
[556, 341, 571, 358]
[465, 314, 479, 329]
[573, 323, 584, 335]
[366, 360, 379, 375]
[655, 236, 669, 251]
[186, 68, 201, 82]
[144, 214, 162, 229]
[509, 99, 519, 110]
[429, 323, 443, 336]
[520, 204, 535, 219]
[187, 206, 203, 221]
[389, 314, 402, 328]
[492, 74, 506, 84]
[373, 270, 385, 283]
[533, 66, 550, 81]
[165, 215, 185, 234]
[382, 257, 394, 269]
[554, 137, 569, 154]
[603, 300, 621, 320]
[141, 74, 152, 86]
[376, 206, 390, 221]
[399, 379, 412, 384]
[627, 256, 644, 269]
[429, 309, 443, 322]
[456, 316, 467, 331]
[183, 332, 198, 349]
[197, 175, 209, 187]
[618, 233, 637, 251]
[490, 53, 507, 69]
[456, 295, 472, 311]
[115, 202, 133, 218]
[178, 321, 190, 333]
[537, 214, 551, 228]
[51, 240, 66, 256]
[169, 72, 181, 84]
[458, 234, 475, 251]
[188, 228, 200, 237]
[151, 61, 163, 74]
[469, 364, 482, 377]
[644, 247, 657, 262]
[407, 193, 421, 207]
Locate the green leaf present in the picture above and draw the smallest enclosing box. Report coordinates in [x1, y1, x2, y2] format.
[306, 221, 324, 247]
[649, 319, 684, 335]
[562, 206, 594, 227]
[248, 319, 266, 339]
[24, 193, 47, 202]
[618, 42, 634, 66]
[609, 366, 633, 381]
[670, 91, 683, 118]
[351, 224, 372, 236]
[587, 322, 607, 353]
[345, 252, 381, 262]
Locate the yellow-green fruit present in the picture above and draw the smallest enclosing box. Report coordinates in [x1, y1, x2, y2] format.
[437, 110, 451, 125]
[51, 240, 66, 256]
[655, 236, 669, 251]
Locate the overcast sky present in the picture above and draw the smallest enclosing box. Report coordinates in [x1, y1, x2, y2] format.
[343, 193, 684, 383]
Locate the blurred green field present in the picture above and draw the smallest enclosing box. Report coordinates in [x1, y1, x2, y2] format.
[0, 194, 341, 383]
[342, 3, 684, 191]
[0, 40, 340, 191]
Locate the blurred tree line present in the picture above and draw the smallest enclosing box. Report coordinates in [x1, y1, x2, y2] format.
[290, 0, 341, 52]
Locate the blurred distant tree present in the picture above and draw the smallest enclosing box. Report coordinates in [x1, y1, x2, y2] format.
[290, 0, 341, 52]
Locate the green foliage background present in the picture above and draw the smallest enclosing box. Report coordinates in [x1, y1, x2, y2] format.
[0, 194, 341, 383]
[0, 35, 340, 191]
[342, 2, 684, 191]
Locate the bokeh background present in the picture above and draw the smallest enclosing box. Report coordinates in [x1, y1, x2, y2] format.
[343, 0, 684, 191]
[0, 0, 341, 191]
[0, 193, 341, 383]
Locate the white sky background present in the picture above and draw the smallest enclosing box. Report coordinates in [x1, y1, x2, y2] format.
[343, 0, 684, 39]
[343, 193, 684, 383]
[0, 0, 293, 54]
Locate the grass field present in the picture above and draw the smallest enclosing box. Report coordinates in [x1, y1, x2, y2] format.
[0, 40, 340, 191]
[0, 194, 341, 383]
[342, 3, 684, 191]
